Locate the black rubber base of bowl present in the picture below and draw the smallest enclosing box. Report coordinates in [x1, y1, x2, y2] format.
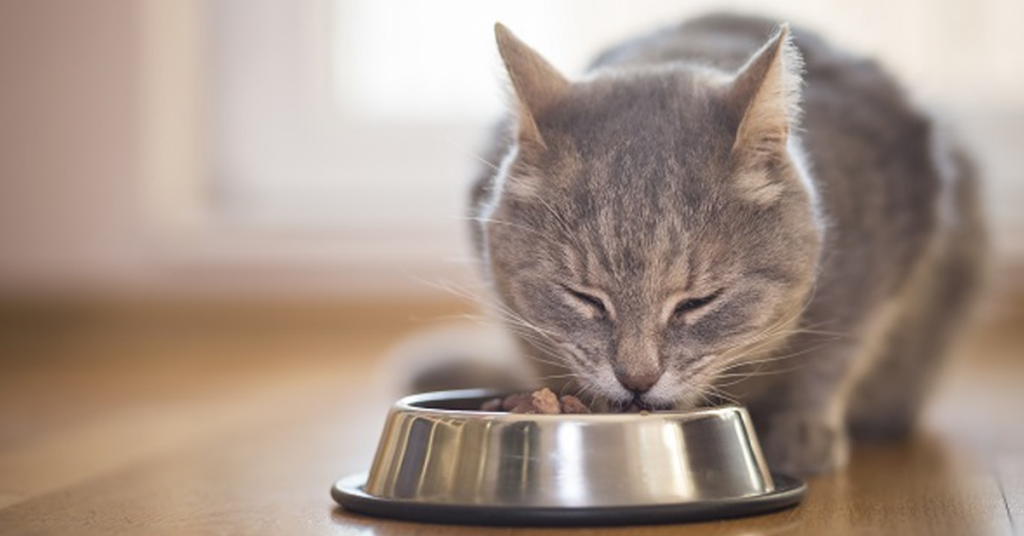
[332, 472, 805, 527]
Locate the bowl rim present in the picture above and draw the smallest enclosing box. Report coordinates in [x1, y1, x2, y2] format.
[394, 388, 748, 423]
[333, 471, 806, 526]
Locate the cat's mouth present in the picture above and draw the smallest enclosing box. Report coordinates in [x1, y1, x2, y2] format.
[593, 396, 678, 413]
[631, 397, 678, 412]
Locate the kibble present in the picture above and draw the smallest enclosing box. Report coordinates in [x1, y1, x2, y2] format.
[559, 395, 591, 414]
[480, 388, 591, 414]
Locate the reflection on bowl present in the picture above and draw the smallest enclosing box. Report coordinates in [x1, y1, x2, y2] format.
[333, 389, 805, 525]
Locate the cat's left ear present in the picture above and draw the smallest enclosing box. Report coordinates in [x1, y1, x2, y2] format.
[724, 25, 803, 167]
[495, 23, 569, 149]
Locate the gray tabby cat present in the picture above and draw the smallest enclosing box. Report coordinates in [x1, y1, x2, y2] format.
[466, 14, 984, 474]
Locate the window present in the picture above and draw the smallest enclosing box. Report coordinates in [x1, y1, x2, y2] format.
[139, 0, 1024, 292]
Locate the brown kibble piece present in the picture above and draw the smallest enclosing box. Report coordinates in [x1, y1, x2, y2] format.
[480, 398, 503, 412]
[510, 400, 536, 414]
[559, 395, 590, 414]
[531, 388, 561, 414]
[501, 393, 531, 411]
[509, 388, 561, 414]
[481, 388, 604, 414]
[477, 389, 665, 414]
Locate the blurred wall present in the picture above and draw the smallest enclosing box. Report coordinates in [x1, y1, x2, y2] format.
[0, 0, 458, 298]
[0, 0, 144, 295]
[0, 1, 1020, 300]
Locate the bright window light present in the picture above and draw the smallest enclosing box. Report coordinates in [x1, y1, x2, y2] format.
[333, 0, 571, 122]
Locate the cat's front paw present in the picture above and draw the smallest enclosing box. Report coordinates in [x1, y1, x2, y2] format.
[760, 411, 849, 475]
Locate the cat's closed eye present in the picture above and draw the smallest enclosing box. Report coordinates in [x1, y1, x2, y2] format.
[561, 286, 612, 319]
[671, 289, 723, 322]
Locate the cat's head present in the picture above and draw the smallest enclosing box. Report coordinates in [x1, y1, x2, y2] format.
[480, 23, 822, 409]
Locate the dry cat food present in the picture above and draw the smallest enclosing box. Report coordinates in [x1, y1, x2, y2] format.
[479, 388, 657, 414]
[479, 388, 591, 414]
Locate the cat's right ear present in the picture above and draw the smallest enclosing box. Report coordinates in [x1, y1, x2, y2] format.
[494, 23, 569, 149]
[722, 25, 803, 167]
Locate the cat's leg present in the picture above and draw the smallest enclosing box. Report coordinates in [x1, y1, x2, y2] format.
[847, 149, 985, 440]
[752, 208, 983, 473]
[742, 351, 853, 475]
[744, 312, 901, 475]
[846, 220, 984, 440]
[748, 247, 961, 475]
[844, 293, 963, 441]
[734, 278, 919, 474]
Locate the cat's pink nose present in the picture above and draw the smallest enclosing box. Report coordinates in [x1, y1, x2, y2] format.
[616, 371, 660, 394]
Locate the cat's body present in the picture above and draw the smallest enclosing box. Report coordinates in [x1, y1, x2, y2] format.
[463, 14, 983, 474]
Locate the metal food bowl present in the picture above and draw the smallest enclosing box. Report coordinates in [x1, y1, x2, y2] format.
[332, 389, 804, 526]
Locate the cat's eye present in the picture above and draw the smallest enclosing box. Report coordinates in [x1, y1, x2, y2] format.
[562, 286, 610, 318]
[672, 289, 723, 320]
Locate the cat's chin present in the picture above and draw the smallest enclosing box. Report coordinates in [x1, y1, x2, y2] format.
[633, 399, 680, 412]
[585, 396, 680, 413]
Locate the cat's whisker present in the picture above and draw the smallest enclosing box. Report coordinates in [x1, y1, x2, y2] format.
[405, 279, 583, 379]
[462, 216, 565, 248]
[690, 383, 714, 409]
[504, 332, 565, 365]
[415, 276, 564, 351]
[500, 324, 574, 365]
[491, 308, 568, 352]
[708, 341, 834, 390]
[713, 345, 807, 374]
[443, 134, 500, 172]
[497, 319, 567, 359]
[411, 276, 493, 307]
[537, 372, 583, 381]
[519, 352, 569, 373]
[439, 256, 487, 266]
[717, 319, 845, 371]
[574, 382, 599, 406]
[513, 185, 587, 254]
[705, 385, 742, 407]
[495, 310, 559, 338]
[713, 363, 806, 383]
[717, 334, 791, 369]
[713, 282, 836, 367]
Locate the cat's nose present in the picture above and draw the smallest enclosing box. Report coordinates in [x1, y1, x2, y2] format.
[615, 371, 660, 394]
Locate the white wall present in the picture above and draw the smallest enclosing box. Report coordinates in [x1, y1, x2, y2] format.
[0, 0, 1020, 298]
[0, 0, 478, 298]
[0, 0, 146, 294]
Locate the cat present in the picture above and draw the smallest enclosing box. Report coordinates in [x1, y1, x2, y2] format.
[458, 14, 985, 475]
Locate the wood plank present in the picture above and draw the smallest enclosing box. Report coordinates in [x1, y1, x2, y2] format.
[0, 300, 1018, 535]
[996, 454, 1024, 534]
[0, 376, 1012, 534]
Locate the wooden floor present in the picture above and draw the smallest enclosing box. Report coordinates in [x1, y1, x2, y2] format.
[0, 295, 1021, 536]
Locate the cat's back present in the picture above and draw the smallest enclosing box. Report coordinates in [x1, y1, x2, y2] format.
[591, 13, 903, 106]
[591, 13, 927, 160]
[592, 13, 932, 175]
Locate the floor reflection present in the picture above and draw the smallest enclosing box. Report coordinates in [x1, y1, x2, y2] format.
[795, 432, 1011, 535]
[329, 433, 1012, 535]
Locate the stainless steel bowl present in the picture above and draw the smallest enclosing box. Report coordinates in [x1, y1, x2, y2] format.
[333, 389, 804, 526]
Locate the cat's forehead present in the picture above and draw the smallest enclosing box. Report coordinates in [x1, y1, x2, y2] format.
[543, 69, 731, 160]
[519, 72, 734, 208]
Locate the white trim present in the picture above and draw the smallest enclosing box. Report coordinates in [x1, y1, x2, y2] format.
[786, 135, 826, 237]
